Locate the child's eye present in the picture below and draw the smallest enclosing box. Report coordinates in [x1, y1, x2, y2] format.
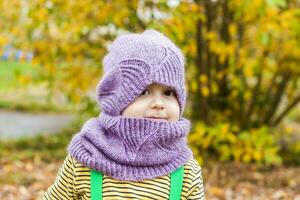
[164, 90, 176, 96]
[140, 89, 150, 95]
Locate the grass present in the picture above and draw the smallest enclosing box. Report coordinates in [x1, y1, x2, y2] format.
[0, 60, 38, 91]
[0, 99, 78, 113]
[0, 127, 74, 162]
[0, 60, 47, 112]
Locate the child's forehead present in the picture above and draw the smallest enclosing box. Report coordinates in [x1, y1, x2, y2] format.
[146, 83, 173, 89]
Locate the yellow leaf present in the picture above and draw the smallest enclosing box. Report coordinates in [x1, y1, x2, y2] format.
[211, 82, 219, 94]
[0, 37, 7, 46]
[244, 91, 251, 101]
[253, 150, 262, 161]
[233, 148, 243, 161]
[201, 86, 210, 97]
[220, 123, 229, 138]
[188, 42, 196, 56]
[190, 80, 198, 92]
[244, 66, 253, 77]
[209, 186, 224, 196]
[199, 75, 207, 83]
[17, 75, 32, 85]
[229, 23, 237, 37]
[206, 31, 218, 41]
[243, 153, 252, 163]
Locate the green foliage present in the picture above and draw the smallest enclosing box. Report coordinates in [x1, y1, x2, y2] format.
[189, 123, 282, 165]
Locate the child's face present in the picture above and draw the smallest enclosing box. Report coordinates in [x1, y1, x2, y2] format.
[121, 83, 180, 122]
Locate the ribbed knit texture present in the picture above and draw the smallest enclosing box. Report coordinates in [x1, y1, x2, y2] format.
[68, 112, 193, 182]
[68, 29, 194, 182]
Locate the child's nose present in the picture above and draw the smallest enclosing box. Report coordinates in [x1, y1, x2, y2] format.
[150, 96, 164, 110]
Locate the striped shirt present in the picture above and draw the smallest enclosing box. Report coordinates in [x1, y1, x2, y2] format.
[43, 154, 205, 200]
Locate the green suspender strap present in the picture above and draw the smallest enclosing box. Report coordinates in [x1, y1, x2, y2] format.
[90, 166, 184, 200]
[91, 170, 103, 200]
[169, 166, 184, 200]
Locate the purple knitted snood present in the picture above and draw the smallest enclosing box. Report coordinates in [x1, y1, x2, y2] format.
[68, 112, 193, 181]
[68, 29, 194, 181]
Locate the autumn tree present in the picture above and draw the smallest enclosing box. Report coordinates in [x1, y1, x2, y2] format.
[1, 0, 300, 164]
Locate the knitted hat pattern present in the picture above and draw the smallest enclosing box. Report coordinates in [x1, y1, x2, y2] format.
[96, 29, 187, 118]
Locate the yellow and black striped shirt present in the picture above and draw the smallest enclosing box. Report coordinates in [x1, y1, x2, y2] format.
[43, 154, 205, 200]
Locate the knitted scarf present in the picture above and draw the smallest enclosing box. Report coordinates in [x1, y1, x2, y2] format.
[68, 112, 193, 182]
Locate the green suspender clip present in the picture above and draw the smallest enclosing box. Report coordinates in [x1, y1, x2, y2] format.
[91, 166, 184, 200]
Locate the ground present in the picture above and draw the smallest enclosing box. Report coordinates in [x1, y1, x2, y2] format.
[0, 154, 299, 200]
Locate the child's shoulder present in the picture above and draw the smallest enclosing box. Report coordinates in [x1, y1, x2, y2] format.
[185, 156, 202, 169]
[183, 156, 202, 178]
[64, 154, 90, 172]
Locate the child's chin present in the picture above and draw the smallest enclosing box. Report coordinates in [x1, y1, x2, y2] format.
[146, 117, 169, 122]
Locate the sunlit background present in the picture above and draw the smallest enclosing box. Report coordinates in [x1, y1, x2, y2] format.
[0, 0, 300, 199]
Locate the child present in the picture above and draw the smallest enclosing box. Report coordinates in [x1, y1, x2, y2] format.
[43, 29, 205, 199]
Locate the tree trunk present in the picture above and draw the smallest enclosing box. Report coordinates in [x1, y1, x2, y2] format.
[191, 18, 209, 123]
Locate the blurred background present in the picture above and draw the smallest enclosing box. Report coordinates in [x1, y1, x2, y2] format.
[0, 0, 300, 199]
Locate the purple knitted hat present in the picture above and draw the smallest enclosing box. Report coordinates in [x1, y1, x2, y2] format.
[96, 29, 187, 118]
